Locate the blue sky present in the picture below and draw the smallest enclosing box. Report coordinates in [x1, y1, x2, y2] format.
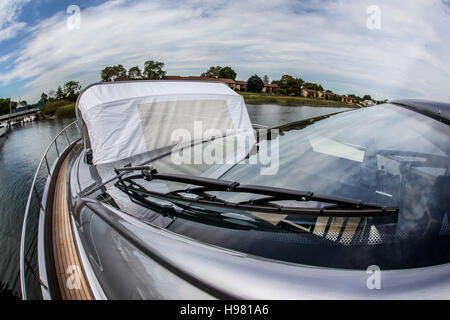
[1, 0, 450, 103]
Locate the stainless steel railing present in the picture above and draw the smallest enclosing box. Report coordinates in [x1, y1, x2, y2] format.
[19, 120, 82, 300]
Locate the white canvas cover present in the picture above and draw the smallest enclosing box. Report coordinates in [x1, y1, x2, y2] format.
[77, 81, 256, 165]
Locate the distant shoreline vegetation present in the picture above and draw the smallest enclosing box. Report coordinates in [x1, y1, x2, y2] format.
[36, 92, 355, 119]
[41, 100, 75, 119]
[40, 89, 354, 119]
[0, 60, 386, 116]
[241, 92, 356, 108]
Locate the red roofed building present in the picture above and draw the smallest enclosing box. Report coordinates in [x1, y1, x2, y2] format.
[262, 83, 278, 93]
[164, 76, 278, 93]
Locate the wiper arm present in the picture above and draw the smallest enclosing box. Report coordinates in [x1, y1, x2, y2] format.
[113, 177, 284, 232]
[114, 166, 399, 217]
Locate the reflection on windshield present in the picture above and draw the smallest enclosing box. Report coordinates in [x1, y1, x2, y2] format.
[220, 105, 450, 240]
[109, 104, 450, 269]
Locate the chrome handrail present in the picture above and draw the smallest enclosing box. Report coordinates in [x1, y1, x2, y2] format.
[19, 120, 81, 300]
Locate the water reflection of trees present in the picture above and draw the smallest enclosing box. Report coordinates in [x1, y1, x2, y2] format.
[0, 281, 20, 300]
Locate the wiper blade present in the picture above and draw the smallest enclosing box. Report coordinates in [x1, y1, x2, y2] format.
[113, 178, 285, 232]
[114, 166, 399, 217]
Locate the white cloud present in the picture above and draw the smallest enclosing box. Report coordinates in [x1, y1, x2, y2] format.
[0, 22, 26, 42]
[0, 51, 16, 64]
[1, 0, 450, 102]
[0, 0, 29, 27]
[0, 0, 30, 42]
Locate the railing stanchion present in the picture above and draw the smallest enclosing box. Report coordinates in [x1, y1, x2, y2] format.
[33, 185, 43, 210]
[64, 130, 71, 145]
[44, 155, 51, 176]
[55, 140, 60, 158]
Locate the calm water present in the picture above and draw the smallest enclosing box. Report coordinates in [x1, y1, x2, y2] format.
[0, 104, 350, 298]
[0, 117, 78, 299]
[246, 104, 350, 128]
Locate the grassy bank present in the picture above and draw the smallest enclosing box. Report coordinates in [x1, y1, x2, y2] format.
[55, 103, 75, 118]
[42, 100, 75, 118]
[240, 92, 357, 108]
[42, 100, 72, 116]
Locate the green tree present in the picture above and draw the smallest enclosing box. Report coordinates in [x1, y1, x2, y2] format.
[0, 98, 12, 116]
[113, 64, 127, 80]
[277, 75, 302, 95]
[273, 88, 286, 95]
[201, 66, 237, 80]
[101, 64, 128, 82]
[40, 93, 48, 103]
[363, 95, 372, 101]
[101, 66, 115, 82]
[263, 75, 270, 83]
[143, 60, 166, 80]
[128, 66, 143, 80]
[55, 86, 66, 100]
[347, 94, 362, 101]
[247, 75, 264, 93]
[201, 66, 222, 78]
[304, 82, 324, 91]
[64, 81, 82, 101]
[218, 66, 237, 80]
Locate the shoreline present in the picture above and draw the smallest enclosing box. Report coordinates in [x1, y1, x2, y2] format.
[241, 92, 358, 108]
[34, 94, 357, 121]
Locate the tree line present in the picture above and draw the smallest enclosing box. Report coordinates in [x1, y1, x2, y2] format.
[39, 80, 82, 104]
[101, 60, 167, 82]
[0, 99, 31, 116]
[0, 99, 18, 116]
[196, 66, 380, 102]
[1, 59, 384, 115]
[42, 60, 385, 106]
[32, 59, 167, 112]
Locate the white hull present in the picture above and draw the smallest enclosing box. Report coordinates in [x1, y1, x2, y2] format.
[0, 125, 7, 137]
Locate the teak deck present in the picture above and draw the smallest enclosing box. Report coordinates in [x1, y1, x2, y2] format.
[52, 156, 93, 300]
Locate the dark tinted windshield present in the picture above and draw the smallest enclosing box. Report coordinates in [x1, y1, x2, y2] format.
[111, 104, 450, 270]
[220, 104, 450, 236]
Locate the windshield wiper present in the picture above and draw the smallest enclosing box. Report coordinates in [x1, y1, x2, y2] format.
[113, 176, 292, 233]
[114, 165, 399, 217]
[121, 185, 280, 232]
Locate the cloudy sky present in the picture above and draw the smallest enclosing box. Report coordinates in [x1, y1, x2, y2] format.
[0, 0, 449, 103]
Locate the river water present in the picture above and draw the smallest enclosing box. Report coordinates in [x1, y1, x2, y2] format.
[0, 104, 350, 298]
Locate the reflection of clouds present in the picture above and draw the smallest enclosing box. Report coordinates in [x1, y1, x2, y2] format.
[95, 106, 449, 242]
[246, 105, 351, 128]
[112, 233, 212, 299]
[110, 231, 158, 299]
[222, 107, 450, 239]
